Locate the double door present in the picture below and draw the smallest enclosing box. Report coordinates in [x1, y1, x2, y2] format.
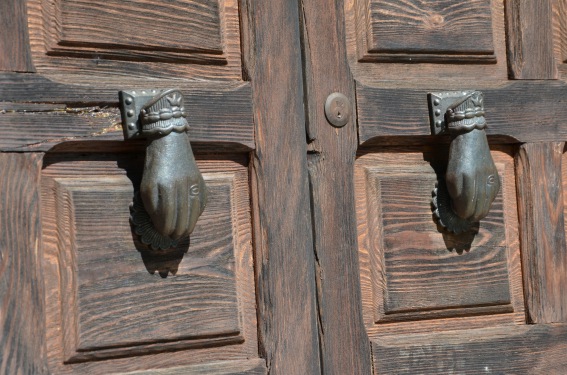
[1, 0, 567, 374]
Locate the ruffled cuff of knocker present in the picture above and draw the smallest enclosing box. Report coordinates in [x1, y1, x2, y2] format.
[140, 89, 190, 138]
[446, 91, 487, 134]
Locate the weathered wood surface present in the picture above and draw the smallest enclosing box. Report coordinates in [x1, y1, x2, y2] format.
[244, 0, 321, 373]
[0, 76, 254, 151]
[301, 0, 372, 373]
[27, 0, 243, 80]
[41, 154, 263, 373]
[357, 80, 567, 145]
[516, 143, 567, 323]
[0, 0, 35, 72]
[0, 153, 47, 375]
[373, 324, 567, 374]
[360, 0, 495, 63]
[355, 149, 524, 325]
[345, 0, 507, 82]
[506, 0, 557, 79]
[114, 359, 267, 375]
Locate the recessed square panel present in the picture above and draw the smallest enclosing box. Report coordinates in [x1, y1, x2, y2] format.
[355, 148, 522, 323]
[355, 0, 496, 63]
[41, 155, 258, 366]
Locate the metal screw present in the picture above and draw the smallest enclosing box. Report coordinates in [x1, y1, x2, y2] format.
[324, 92, 351, 128]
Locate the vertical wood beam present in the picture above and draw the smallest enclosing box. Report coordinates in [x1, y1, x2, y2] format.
[244, 0, 322, 373]
[505, 0, 556, 79]
[0, 153, 47, 374]
[301, 0, 372, 373]
[0, 0, 35, 72]
[516, 142, 567, 322]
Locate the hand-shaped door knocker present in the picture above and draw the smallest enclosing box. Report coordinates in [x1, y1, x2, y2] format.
[428, 91, 500, 234]
[119, 89, 207, 251]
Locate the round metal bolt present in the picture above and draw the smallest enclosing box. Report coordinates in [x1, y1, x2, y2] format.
[435, 120, 442, 127]
[128, 123, 136, 130]
[127, 109, 135, 117]
[125, 97, 133, 105]
[435, 109, 441, 116]
[433, 98, 440, 105]
[324, 92, 351, 128]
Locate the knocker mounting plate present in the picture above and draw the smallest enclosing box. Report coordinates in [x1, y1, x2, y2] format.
[428, 91, 477, 135]
[119, 89, 163, 140]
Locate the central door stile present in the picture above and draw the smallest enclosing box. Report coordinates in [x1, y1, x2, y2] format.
[299, 0, 373, 373]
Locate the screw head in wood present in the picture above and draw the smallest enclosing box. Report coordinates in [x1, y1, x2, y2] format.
[324, 92, 351, 127]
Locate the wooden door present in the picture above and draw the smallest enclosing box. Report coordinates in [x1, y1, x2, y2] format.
[0, 1, 321, 374]
[4, 0, 567, 374]
[300, 0, 567, 373]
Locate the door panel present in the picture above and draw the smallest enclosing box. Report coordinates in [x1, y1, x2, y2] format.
[1, 0, 322, 374]
[355, 147, 524, 326]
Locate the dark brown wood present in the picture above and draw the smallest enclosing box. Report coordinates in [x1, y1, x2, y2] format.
[301, 0, 372, 373]
[356, 80, 567, 145]
[516, 142, 567, 323]
[505, 0, 557, 79]
[0, 80, 254, 151]
[355, 149, 525, 325]
[245, 0, 321, 373]
[0, 152, 47, 375]
[357, 0, 495, 63]
[372, 324, 567, 374]
[0, 0, 35, 72]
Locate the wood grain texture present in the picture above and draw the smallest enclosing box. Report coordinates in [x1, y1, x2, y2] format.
[27, 0, 243, 80]
[516, 142, 567, 323]
[301, 0, 372, 373]
[0, 78, 254, 151]
[0, 0, 35, 71]
[346, 0, 508, 83]
[506, 0, 557, 79]
[358, 0, 495, 63]
[244, 0, 321, 373]
[356, 148, 524, 326]
[356, 80, 567, 145]
[41, 154, 263, 373]
[114, 359, 267, 374]
[59, 0, 223, 53]
[372, 324, 567, 374]
[0, 153, 48, 375]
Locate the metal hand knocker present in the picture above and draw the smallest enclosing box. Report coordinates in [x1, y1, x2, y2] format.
[428, 91, 500, 234]
[119, 89, 207, 251]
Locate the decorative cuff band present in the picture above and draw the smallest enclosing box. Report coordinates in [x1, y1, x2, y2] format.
[446, 92, 487, 134]
[140, 89, 190, 137]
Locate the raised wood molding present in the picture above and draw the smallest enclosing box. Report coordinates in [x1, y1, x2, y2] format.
[0, 153, 47, 375]
[0, 0, 35, 71]
[354, 0, 496, 64]
[516, 142, 567, 323]
[505, 0, 557, 79]
[356, 80, 567, 145]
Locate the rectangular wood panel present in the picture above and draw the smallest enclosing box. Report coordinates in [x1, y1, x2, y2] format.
[41, 154, 261, 372]
[355, 0, 495, 63]
[27, 0, 243, 80]
[356, 147, 524, 323]
[59, 0, 223, 53]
